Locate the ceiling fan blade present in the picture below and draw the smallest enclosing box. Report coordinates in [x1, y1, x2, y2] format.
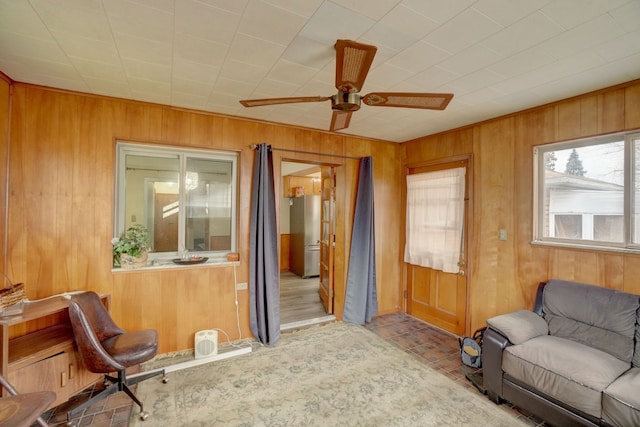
[330, 110, 353, 131]
[362, 92, 454, 110]
[335, 40, 377, 93]
[240, 96, 329, 107]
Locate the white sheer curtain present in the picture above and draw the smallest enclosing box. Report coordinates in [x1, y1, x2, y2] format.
[404, 167, 466, 274]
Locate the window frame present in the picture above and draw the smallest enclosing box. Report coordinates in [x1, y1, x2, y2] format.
[533, 130, 640, 253]
[115, 141, 239, 262]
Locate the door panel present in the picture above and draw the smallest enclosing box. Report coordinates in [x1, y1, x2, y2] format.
[406, 160, 469, 335]
[319, 166, 335, 314]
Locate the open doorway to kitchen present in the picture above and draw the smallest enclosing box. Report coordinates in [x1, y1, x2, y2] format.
[280, 161, 336, 330]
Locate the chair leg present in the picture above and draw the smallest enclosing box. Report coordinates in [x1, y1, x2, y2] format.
[126, 367, 167, 386]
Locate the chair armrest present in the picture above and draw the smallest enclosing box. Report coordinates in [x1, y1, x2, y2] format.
[486, 310, 548, 345]
[483, 327, 511, 402]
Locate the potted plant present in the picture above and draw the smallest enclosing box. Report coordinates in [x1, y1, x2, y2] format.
[112, 224, 150, 268]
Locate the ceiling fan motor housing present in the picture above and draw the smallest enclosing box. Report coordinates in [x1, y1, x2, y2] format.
[331, 91, 361, 112]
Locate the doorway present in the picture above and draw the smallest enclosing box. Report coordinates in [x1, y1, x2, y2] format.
[280, 161, 336, 330]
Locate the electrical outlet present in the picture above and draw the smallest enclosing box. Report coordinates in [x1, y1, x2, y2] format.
[236, 282, 248, 290]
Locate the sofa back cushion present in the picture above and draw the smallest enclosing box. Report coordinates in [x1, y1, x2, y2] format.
[543, 279, 639, 364]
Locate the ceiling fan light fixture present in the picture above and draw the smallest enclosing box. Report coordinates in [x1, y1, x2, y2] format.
[331, 92, 361, 112]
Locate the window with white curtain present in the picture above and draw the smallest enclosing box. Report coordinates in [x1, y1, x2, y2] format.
[404, 167, 466, 273]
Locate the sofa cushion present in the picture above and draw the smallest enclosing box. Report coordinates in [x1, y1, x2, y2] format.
[503, 335, 630, 418]
[634, 309, 640, 368]
[543, 279, 640, 363]
[603, 367, 640, 427]
[487, 310, 548, 345]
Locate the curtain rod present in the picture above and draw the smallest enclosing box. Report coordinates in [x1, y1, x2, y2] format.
[249, 144, 361, 160]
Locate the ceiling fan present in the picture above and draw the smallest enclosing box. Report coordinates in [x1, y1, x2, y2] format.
[239, 39, 454, 132]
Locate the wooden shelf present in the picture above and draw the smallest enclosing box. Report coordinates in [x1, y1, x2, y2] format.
[0, 293, 109, 407]
[8, 324, 74, 370]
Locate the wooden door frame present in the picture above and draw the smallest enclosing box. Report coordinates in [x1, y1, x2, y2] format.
[401, 154, 474, 336]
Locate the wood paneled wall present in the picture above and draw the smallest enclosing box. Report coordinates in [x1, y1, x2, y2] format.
[0, 75, 9, 275]
[3, 83, 403, 353]
[403, 79, 640, 335]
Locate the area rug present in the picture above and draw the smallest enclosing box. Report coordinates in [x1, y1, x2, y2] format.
[130, 322, 524, 426]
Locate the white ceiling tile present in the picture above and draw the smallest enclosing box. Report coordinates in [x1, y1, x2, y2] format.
[596, 30, 640, 62]
[262, 0, 323, 18]
[449, 69, 504, 95]
[424, 8, 503, 55]
[487, 44, 557, 79]
[609, 1, 640, 32]
[104, 0, 174, 44]
[437, 44, 502, 75]
[0, 30, 71, 64]
[174, 0, 240, 45]
[402, 0, 477, 24]
[0, 1, 52, 40]
[281, 36, 335, 68]
[363, 63, 413, 88]
[386, 41, 450, 74]
[214, 77, 261, 97]
[361, 23, 416, 52]
[536, 14, 625, 60]
[69, 57, 127, 82]
[122, 58, 171, 83]
[482, 11, 563, 57]
[379, 5, 439, 39]
[267, 60, 321, 85]
[218, 60, 267, 84]
[173, 33, 229, 66]
[171, 77, 215, 97]
[114, 33, 173, 67]
[473, 0, 553, 27]
[238, 1, 307, 45]
[197, 0, 250, 15]
[226, 34, 286, 68]
[50, 31, 120, 65]
[173, 59, 220, 84]
[299, 2, 376, 46]
[331, 0, 401, 20]
[407, 66, 460, 90]
[29, 0, 112, 42]
[541, 0, 630, 30]
[131, 88, 171, 105]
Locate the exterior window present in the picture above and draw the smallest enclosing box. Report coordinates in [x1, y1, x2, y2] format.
[115, 142, 238, 259]
[534, 131, 640, 251]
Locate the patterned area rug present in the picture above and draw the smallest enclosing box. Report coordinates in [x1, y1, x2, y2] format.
[130, 322, 524, 426]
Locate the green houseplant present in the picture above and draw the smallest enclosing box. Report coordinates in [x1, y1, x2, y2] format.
[112, 224, 150, 268]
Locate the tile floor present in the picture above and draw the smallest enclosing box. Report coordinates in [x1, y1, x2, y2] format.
[36, 313, 546, 427]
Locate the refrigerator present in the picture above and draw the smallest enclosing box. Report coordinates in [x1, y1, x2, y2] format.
[290, 195, 321, 278]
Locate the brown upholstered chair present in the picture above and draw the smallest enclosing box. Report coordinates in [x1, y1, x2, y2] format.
[66, 291, 167, 425]
[0, 373, 55, 427]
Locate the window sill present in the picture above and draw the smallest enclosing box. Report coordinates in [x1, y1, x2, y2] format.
[111, 254, 239, 272]
[530, 239, 640, 255]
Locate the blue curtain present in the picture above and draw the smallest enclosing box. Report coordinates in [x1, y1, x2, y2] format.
[343, 156, 378, 324]
[249, 143, 280, 345]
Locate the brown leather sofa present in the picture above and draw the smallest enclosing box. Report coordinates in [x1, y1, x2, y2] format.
[483, 279, 640, 427]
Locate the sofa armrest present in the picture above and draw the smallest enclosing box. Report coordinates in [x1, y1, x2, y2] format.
[486, 310, 548, 345]
[483, 327, 511, 403]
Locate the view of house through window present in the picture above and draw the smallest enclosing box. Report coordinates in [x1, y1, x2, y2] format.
[534, 131, 640, 250]
[115, 142, 238, 258]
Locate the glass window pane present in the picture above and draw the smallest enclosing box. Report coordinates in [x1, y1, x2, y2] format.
[124, 154, 180, 252]
[632, 137, 640, 244]
[542, 141, 624, 243]
[185, 157, 234, 252]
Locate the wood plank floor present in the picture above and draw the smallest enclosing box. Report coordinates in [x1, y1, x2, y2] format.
[279, 271, 331, 326]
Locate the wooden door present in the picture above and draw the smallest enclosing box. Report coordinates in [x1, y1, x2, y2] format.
[319, 166, 335, 313]
[154, 193, 179, 252]
[406, 160, 469, 335]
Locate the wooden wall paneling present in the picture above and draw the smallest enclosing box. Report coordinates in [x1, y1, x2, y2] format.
[556, 98, 582, 141]
[623, 254, 640, 295]
[597, 254, 624, 290]
[625, 84, 640, 129]
[598, 89, 625, 134]
[580, 95, 598, 137]
[0, 77, 9, 274]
